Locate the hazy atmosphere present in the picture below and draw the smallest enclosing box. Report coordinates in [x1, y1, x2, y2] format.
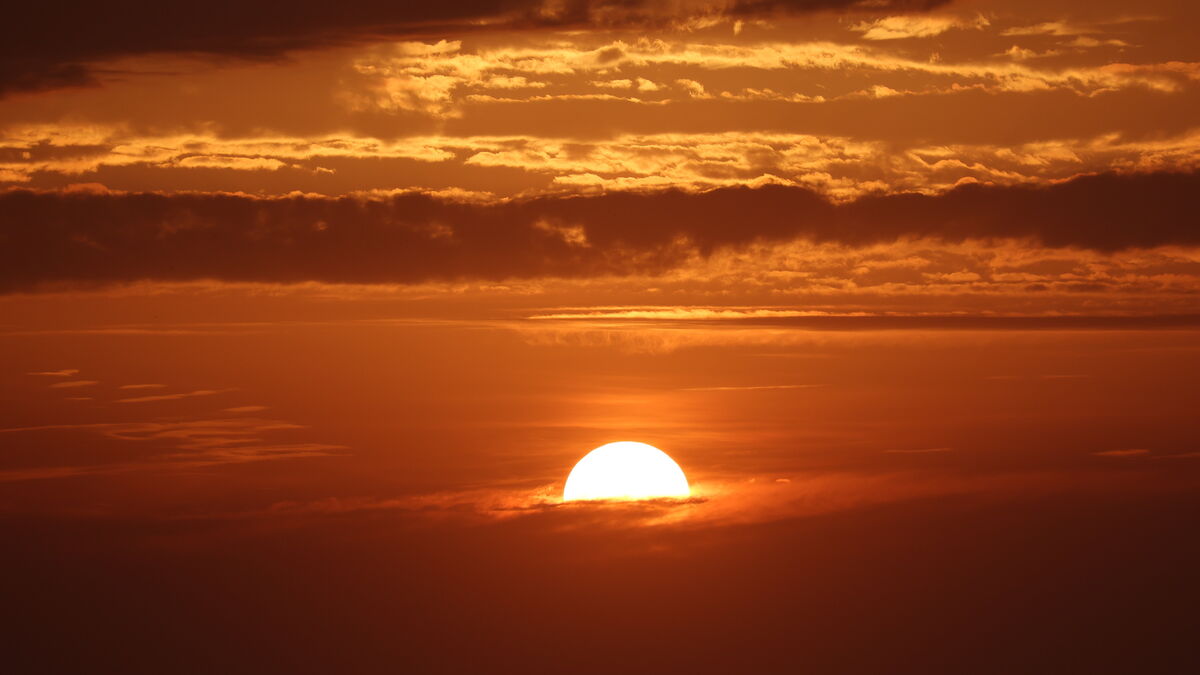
[3, 1, 1198, 672]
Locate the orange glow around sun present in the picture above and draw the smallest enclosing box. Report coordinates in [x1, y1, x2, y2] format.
[563, 441, 691, 502]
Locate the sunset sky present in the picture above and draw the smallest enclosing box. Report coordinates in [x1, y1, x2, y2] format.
[3, 1, 1199, 673]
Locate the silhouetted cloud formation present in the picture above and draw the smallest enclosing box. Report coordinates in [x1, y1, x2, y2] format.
[2, 0, 951, 95]
[1, 170, 1194, 292]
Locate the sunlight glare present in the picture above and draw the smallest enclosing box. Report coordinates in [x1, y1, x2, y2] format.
[563, 441, 690, 501]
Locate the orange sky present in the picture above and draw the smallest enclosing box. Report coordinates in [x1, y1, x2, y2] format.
[3, 1, 1199, 673]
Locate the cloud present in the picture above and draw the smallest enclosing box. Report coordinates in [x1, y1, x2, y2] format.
[8, 127, 1200, 204]
[679, 384, 823, 391]
[48, 380, 98, 388]
[1, 0, 952, 96]
[509, 313, 1200, 353]
[173, 156, 290, 171]
[986, 374, 1093, 380]
[1095, 448, 1150, 457]
[225, 405, 270, 413]
[676, 79, 711, 98]
[7, 126, 1200, 200]
[116, 389, 234, 403]
[343, 37, 1193, 121]
[28, 369, 80, 376]
[530, 308, 857, 319]
[0, 127, 457, 184]
[1000, 45, 1059, 61]
[1001, 21, 1093, 37]
[1065, 36, 1129, 49]
[0, 417, 344, 482]
[6, 221, 1197, 316]
[0, 170, 1197, 292]
[851, 14, 987, 40]
[118, 383, 167, 389]
[249, 466, 1151, 532]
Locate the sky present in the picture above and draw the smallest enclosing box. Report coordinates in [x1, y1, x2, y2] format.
[2, 1, 1199, 673]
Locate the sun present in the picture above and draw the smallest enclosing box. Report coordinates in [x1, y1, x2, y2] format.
[563, 441, 690, 502]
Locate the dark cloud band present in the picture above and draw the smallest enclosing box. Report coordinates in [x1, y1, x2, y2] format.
[0, 170, 1193, 292]
[3, 0, 951, 96]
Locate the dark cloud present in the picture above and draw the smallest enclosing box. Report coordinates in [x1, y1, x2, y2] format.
[0, 170, 1194, 292]
[841, 171, 1200, 250]
[2, 0, 951, 96]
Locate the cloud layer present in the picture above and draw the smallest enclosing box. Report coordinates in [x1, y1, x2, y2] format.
[2, 0, 950, 96]
[1, 170, 1196, 291]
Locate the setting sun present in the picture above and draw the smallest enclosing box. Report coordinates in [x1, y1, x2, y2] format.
[563, 442, 690, 502]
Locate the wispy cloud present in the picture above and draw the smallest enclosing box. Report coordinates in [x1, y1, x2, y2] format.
[118, 383, 167, 390]
[225, 405, 269, 413]
[48, 380, 98, 389]
[851, 15, 988, 41]
[28, 369, 79, 376]
[679, 384, 823, 392]
[9, 127, 1200, 202]
[530, 308, 864, 320]
[986, 374, 1091, 381]
[1095, 448, 1150, 457]
[249, 468, 1142, 529]
[116, 388, 234, 403]
[0, 417, 345, 482]
[1001, 21, 1095, 37]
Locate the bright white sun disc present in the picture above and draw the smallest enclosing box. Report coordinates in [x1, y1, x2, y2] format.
[563, 441, 690, 501]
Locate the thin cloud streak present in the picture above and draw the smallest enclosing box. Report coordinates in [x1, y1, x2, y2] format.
[0, 417, 345, 482]
[48, 380, 98, 389]
[116, 389, 235, 403]
[531, 308, 863, 319]
[679, 384, 824, 391]
[1095, 449, 1151, 457]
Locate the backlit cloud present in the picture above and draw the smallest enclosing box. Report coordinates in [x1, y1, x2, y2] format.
[2, 171, 1197, 293]
[342, 37, 1195, 120]
[1, 0, 953, 96]
[851, 14, 987, 40]
[5, 126, 1199, 200]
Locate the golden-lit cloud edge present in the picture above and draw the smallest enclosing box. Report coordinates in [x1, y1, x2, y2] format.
[4, 126, 1198, 200]
[0, 0, 954, 96]
[1, 171, 1197, 293]
[247, 465, 1195, 531]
